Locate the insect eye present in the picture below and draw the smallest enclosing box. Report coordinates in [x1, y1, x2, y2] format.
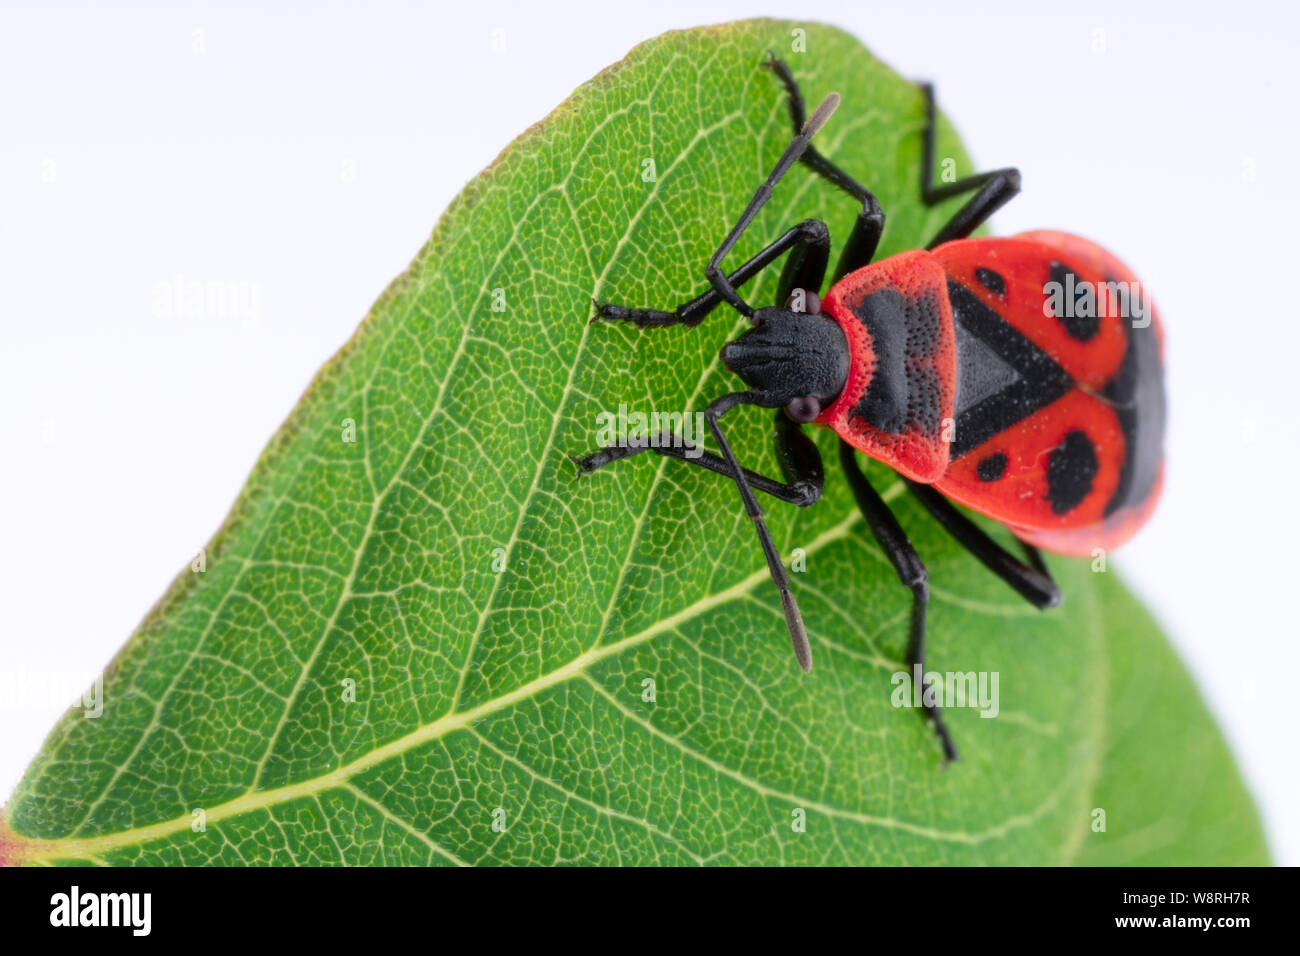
[785, 396, 822, 423]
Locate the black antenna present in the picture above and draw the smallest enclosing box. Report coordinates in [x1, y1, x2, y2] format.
[699, 93, 838, 670]
[696, 93, 839, 672]
[705, 93, 840, 316]
[705, 393, 812, 671]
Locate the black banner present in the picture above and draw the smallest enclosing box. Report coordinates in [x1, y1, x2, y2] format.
[0, 865, 1285, 943]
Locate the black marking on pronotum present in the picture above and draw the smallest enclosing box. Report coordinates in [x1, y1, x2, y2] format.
[847, 288, 910, 434]
[1046, 429, 1099, 514]
[1047, 260, 1100, 342]
[948, 279, 1073, 458]
[846, 287, 946, 437]
[904, 288, 943, 360]
[976, 452, 1007, 481]
[975, 266, 1006, 297]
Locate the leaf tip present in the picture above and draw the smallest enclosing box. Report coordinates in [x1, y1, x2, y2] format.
[0, 809, 33, 867]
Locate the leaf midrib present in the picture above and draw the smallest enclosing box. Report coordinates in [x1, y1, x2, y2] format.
[16, 473, 1114, 867]
[10, 509, 860, 862]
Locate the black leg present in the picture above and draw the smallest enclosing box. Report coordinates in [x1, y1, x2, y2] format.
[764, 55, 885, 281]
[594, 219, 829, 329]
[832, 194, 887, 283]
[917, 82, 1021, 249]
[905, 480, 1061, 609]
[572, 409, 823, 508]
[769, 408, 824, 495]
[1020, 541, 1051, 578]
[838, 441, 957, 762]
[765, 55, 869, 198]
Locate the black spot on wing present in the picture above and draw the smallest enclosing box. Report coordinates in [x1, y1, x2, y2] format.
[1047, 260, 1100, 342]
[976, 452, 1007, 481]
[975, 266, 1006, 297]
[1046, 430, 1099, 515]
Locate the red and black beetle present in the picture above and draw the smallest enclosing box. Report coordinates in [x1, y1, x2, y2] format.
[574, 58, 1165, 761]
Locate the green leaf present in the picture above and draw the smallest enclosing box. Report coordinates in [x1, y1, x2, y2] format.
[1, 19, 1267, 866]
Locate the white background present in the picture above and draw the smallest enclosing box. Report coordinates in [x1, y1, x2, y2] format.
[2, 0, 1296, 864]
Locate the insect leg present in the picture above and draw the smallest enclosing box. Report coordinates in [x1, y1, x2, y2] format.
[768, 408, 824, 500]
[906, 480, 1062, 609]
[832, 194, 887, 282]
[764, 55, 885, 279]
[1019, 541, 1052, 578]
[594, 219, 829, 329]
[918, 82, 1021, 249]
[572, 409, 823, 508]
[839, 440, 957, 763]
